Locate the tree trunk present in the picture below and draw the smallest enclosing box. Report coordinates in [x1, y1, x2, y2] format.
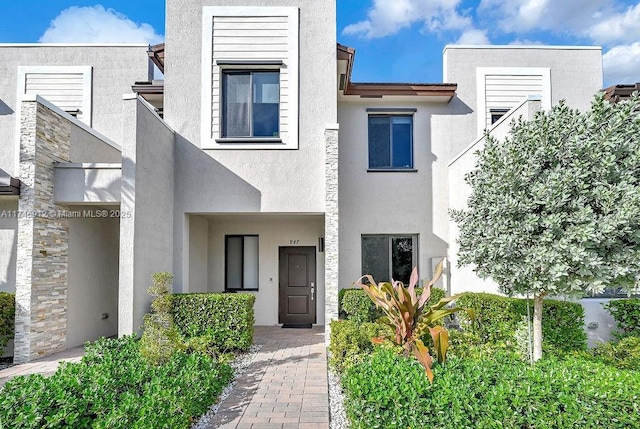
[533, 293, 544, 362]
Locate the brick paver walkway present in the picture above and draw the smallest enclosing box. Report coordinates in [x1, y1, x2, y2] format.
[206, 326, 329, 429]
[0, 327, 330, 428]
[0, 345, 85, 388]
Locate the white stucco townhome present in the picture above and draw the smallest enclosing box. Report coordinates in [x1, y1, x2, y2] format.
[0, 0, 618, 363]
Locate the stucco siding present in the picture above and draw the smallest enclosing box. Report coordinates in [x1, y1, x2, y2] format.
[338, 100, 450, 288]
[0, 199, 18, 293]
[164, 0, 336, 214]
[119, 98, 175, 335]
[440, 46, 603, 159]
[206, 214, 325, 325]
[67, 211, 119, 347]
[0, 45, 149, 176]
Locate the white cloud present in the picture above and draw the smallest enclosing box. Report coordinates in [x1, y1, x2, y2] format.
[478, 0, 611, 35]
[456, 29, 490, 45]
[602, 42, 640, 85]
[588, 3, 640, 44]
[342, 0, 476, 39]
[39, 5, 163, 44]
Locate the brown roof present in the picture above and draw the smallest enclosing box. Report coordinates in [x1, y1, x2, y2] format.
[603, 83, 640, 103]
[148, 43, 165, 74]
[337, 43, 457, 100]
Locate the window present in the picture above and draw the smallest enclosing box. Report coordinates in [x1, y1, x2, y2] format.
[490, 108, 510, 124]
[361, 235, 417, 284]
[225, 235, 259, 291]
[368, 115, 413, 169]
[222, 71, 280, 138]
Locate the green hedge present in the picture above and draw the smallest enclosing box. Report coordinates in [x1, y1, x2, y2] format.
[339, 287, 446, 323]
[329, 319, 390, 373]
[0, 292, 15, 351]
[591, 336, 640, 370]
[455, 293, 587, 353]
[343, 348, 640, 429]
[604, 298, 640, 339]
[170, 293, 255, 352]
[0, 336, 233, 429]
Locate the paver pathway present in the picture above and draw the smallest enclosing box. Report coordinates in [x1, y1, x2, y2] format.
[206, 326, 330, 429]
[0, 327, 331, 428]
[0, 345, 85, 388]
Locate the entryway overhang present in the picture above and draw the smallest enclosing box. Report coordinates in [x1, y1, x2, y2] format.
[0, 169, 20, 196]
[53, 162, 122, 205]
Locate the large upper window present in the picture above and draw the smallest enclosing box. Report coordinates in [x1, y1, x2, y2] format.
[222, 71, 280, 138]
[362, 235, 417, 284]
[368, 115, 413, 169]
[225, 235, 259, 291]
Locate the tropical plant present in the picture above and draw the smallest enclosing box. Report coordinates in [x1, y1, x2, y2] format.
[354, 260, 470, 382]
[451, 93, 640, 361]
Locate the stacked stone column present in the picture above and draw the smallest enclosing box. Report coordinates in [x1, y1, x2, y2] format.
[14, 100, 71, 363]
[324, 125, 339, 345]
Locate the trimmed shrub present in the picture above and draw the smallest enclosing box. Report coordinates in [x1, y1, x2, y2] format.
[592, 336, 640, 370]
[340, 287, 445, 323]
[0, 292, 15, 351]
[343, 348, 640, 429]
[604, 298, 640, 339]
[0, 336, 233, 429]
[455, 293, 586, 353]
[329, 319, 390, 373]
[140, 272, 184, 364]
[171, 293, 255, 352]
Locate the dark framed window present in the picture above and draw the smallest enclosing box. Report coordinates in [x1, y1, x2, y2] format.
[225, 235, 259, 291]
[222, 71, 280, 138]
[586, 287, 639, 299]
[368, 115, 413, 169]
[490, 108, 510, 125]
[361, 235, 417, 284]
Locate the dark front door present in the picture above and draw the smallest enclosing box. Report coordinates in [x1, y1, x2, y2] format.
[279, 246, 316, 324]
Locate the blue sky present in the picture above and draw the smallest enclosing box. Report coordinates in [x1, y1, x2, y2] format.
[1, 1, 639, 86]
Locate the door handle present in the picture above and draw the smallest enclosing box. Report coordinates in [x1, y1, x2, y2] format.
[311, 283, 315, 301]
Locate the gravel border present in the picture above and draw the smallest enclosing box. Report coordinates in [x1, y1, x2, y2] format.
[191, 344, 262, 429]
[329, 367, 350, 429]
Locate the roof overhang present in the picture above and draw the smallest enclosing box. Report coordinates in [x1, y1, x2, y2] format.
[0, 169, 20, 196]
[337, 43, 457, 102]
[603, 83, 640, 103]
[148, 43, 165, 74]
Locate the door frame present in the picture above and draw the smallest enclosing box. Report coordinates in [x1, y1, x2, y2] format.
[278, 246, 317, 324]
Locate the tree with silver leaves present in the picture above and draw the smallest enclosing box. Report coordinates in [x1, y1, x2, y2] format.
[451, 93, 640, 361]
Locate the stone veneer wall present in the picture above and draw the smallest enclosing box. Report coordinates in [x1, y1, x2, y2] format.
[14, 100, 71, 363]
[324, 125, 339, 344]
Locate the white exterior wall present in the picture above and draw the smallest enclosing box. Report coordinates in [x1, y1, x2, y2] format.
[439, 46, 603, 158]
[206, 214, 325, 325]
[67, 211, 119, 347]
[166, 0, 337, 294]
[164, 0, 335, 212]
[0, 199, 18, 293]
[448, 98, 541, 294]
[189, 215, 209, 293]
[338, 99, 450, 287]
[119, 98, 175, 335]
[0, 45, 150, 176]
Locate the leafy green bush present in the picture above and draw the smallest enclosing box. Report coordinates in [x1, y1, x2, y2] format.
[604, 298, 640, 339]
[140, 272, 184, 364]
[0, 336, 233, 429]
[171, 293, 255, 352]
[592, 336, 640, 370]
[329, 319, 390, 374]
[0, 292, 15, 351]
[340, 287, 445, 323]
[343, 348, 640, 429]
[455, 293, 586, 353]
